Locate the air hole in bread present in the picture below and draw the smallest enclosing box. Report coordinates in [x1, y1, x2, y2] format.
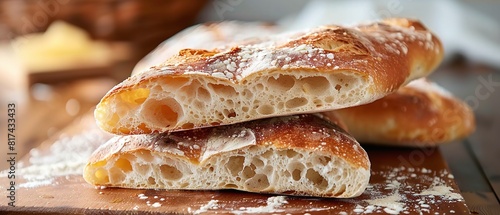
[224, 184, 238, 189]
[336, 184, 346, 196]
[292, 169, 302, 181]
[119, 88, 150, 105]
[242, 89, 253, 100]
[267, 75, 295, 91]
[137, 151, 153, 162]
[196, 87, 211, 102]
[216, 111, 224, 120]
[306, 169, 328, 189]
[193, 101, 204, 110]
[288, 162, 305, 180]
[316, 156, 332, 166]
[109, 167, 125, 183]
[160, 164, 183, 181]
[257, 104, 275, 115]
[223, 109, 237, 118]
[262, 166, 274, 175]
[108, 113, 120, 127]
[135, 164, 151, 175]
[164, 77, 190, 89]
[252, 158, 264, 167]
[208, 83, 238, 97]
[300, 76, 330, 95]
[152, 85, 162, 93]
[138, 123, 151, 133]
[242, 164, 256, 179]
[286, 97, 308, 109]
[115, 158, 132, 172]
[94, 169, 109, 183]
[119, 127, 131, 134]
[255, 83, 264, 91]
[335, 84, 342, 92]
[245, 174, 270, 191]
[286, 150, 299, 158]
[325, 96, 334, 103]
[141, 98, 181, 128]
[181, 123, 194, 129]
[227, 156, 245, 176]
[261, 150, 273, 159]
[148, 177, 156, 185]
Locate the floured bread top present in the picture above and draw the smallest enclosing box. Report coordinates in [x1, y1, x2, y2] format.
[132, 21, 279, 76]
[89, 115, 367, 169]
[95, 18, 444, 134]
[84, 115, 370, 197]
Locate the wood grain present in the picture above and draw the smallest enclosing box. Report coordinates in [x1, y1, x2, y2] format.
[430, 62, 500, 214]
[0, 113, 471, 214]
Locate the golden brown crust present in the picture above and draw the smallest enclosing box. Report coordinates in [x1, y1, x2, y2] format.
[95, 18, 443, 134]
[89, 114, 368, 170]
[111, 18, 442, 97]
[330, 79, 475, 146]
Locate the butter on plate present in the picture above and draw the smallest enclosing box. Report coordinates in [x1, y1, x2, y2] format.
[12, 21, 113, 72]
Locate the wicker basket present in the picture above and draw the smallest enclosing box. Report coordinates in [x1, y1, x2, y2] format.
[0, 0, 209, 61]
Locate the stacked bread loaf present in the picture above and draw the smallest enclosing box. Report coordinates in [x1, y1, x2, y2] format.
[83, 18, 474, 198]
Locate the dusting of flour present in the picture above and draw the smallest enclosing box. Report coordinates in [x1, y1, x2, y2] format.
[0, 128, 110, 188]
[232, 196, 288, 214]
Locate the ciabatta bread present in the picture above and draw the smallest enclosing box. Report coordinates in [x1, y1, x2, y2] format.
[95, 18, 443, 134]
[83, 114, 370, 198]
[325, 79, 475, 146]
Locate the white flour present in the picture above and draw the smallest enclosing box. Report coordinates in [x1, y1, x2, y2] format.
[0, 129, 110, 188]
[416, 185, 464, 201]
[351, 166, 465, 214]
[366, 193, 406, 214]
[192, 200, 220, 214]
[232, 196, 288, 214]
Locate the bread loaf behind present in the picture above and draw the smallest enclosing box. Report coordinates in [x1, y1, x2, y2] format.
[328, 78, 475, 146]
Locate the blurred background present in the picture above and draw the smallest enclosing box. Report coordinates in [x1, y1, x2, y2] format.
[0, 0, 499, 206]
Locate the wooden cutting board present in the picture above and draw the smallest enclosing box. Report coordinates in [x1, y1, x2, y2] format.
[0, 113, 471, 214]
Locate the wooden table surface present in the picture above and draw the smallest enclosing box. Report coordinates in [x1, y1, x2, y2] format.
[0, 112, 470, 214]
[429, 61, 500, 214]
[0, 61, 499, 214]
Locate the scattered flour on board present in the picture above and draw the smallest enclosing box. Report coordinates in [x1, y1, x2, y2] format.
[232, 196, 288, 214]
[187, 196, 289, 214]
[352, 192, 405, 214]
[366, 193, 405, 214]
[352, 166, 464, 214]
[0, 129, 110, 188]
[18, 178, 54, 188]
[191, 200, 219, 214]
[413, 176, 464, 202]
